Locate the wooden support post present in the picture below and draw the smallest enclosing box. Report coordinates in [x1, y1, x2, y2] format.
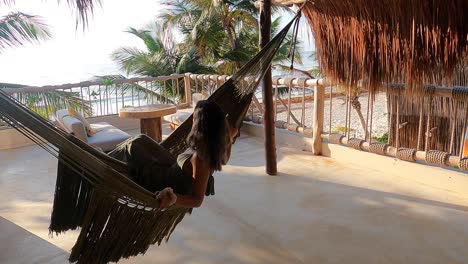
[140, 118, 162, 142]
[312, 85, 325, 155]
[259, 0, 277, 175]
[184, 73, 192, 107]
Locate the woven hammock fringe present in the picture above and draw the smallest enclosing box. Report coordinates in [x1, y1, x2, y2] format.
[69, 189, 189, 264]
[49, 157, 92, 233]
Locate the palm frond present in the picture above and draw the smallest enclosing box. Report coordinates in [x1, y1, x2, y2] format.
[92, 75, 176, 104]
[0, 12, 51, 51]
[272, 64, 316, 79]
[125, 27, 163, 53]
[0, 0, 14, 5]
[0, 84, 92, 118]
[227, 9, 257, 28]
[111, 47, 150, 75]
[62, 0, 102, 29]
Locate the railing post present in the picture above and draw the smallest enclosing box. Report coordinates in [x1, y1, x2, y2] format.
[313, 85, 325, 155]
[184, 73, 192, 107]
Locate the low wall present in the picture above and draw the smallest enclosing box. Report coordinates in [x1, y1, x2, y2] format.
[241, 121, 468, 196]
[0, 128, 35, 150]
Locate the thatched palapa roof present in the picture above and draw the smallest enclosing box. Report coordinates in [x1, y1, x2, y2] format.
[300, 0, 468, 95]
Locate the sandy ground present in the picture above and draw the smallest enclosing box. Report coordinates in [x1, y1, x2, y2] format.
[274, 92, 388, 138]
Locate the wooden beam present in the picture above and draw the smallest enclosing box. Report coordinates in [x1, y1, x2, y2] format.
[259, 0, 277, 175]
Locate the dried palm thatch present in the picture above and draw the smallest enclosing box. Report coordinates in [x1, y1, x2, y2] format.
[302, 0, 468, 95]
[386, 68, 468, 155]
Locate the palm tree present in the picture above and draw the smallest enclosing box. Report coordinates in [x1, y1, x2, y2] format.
[111, 22, 213, 102]
[160, 0, 300, 75]
[111, 23, 212, 77]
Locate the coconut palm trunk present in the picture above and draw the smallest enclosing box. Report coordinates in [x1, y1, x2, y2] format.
[351, 95, 369, 138]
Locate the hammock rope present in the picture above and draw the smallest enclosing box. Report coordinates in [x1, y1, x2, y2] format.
[0, 13, 302, 264]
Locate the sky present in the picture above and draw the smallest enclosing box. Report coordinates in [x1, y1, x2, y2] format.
[0, 0, 161, 85]
[0, 0, 314, 86]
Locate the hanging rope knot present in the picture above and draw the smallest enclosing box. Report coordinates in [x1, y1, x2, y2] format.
[369, 143, 389, 155]
[426, 150, 450, 166]
[347, 138, 365, 150]
[396, 148, 417, 162]
[459, 157, 468, 170]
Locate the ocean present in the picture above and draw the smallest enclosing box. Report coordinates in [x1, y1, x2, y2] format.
[0, 51, 318, 87]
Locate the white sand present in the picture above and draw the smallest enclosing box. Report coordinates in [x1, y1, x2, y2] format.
[274, 92, 388, 138]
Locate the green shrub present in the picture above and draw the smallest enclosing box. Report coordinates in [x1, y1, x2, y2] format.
[332, 126, 355, 134]
[372, 133, 388, 143]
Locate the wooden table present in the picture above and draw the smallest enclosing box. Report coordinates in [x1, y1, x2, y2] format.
[119, 104, 177, 142]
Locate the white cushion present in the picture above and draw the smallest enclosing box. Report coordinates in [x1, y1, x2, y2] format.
[171, 112, 192, 125]
[56, 109, 87, 142]
[55, 109, 71, 132]
[87, 122, 131, 152]
[163, 107, 194, 125]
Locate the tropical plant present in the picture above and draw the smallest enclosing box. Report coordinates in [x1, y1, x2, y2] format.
[0, 83, 92, 118]
[111, 23, 212, 78]
[332, 125, 355, 134]
[0, 0, 99, 52]
[0, 12, 51, 51]
[372, 133, 388, 143]
[93, 75, 177, 104]
[159, 0, 300, 75]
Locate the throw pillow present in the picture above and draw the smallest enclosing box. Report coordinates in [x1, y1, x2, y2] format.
[68, 108, 95, 136]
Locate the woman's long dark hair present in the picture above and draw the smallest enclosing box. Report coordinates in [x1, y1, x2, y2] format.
[187, 100, 230, 171]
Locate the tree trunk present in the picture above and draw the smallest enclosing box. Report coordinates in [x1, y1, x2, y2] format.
[351, 96, 368, 138]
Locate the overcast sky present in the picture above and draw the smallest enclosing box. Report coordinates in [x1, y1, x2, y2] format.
[0, 1, 313, 86]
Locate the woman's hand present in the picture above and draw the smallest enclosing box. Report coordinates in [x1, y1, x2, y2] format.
[156, 187, 177, 209]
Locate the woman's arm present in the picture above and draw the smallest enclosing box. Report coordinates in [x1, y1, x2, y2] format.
[174, 154, 211, 208]
[223, 126, 239, 164]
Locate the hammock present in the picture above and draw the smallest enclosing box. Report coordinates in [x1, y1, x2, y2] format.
[0, 15, 299, 264]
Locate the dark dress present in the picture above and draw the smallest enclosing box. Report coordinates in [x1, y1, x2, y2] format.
[108, 134, 214, 196]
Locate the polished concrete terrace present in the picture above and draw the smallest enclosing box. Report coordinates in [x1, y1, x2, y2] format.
[1, 125, 468, 263]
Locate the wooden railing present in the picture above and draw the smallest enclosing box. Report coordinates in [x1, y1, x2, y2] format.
[3, 74, 188, 118]
[4, 72, 468, 171]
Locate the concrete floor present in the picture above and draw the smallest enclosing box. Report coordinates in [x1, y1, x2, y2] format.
[1, 128, 468, 263]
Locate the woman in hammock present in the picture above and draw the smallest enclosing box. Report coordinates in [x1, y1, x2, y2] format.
[109, 100, 238, 209]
